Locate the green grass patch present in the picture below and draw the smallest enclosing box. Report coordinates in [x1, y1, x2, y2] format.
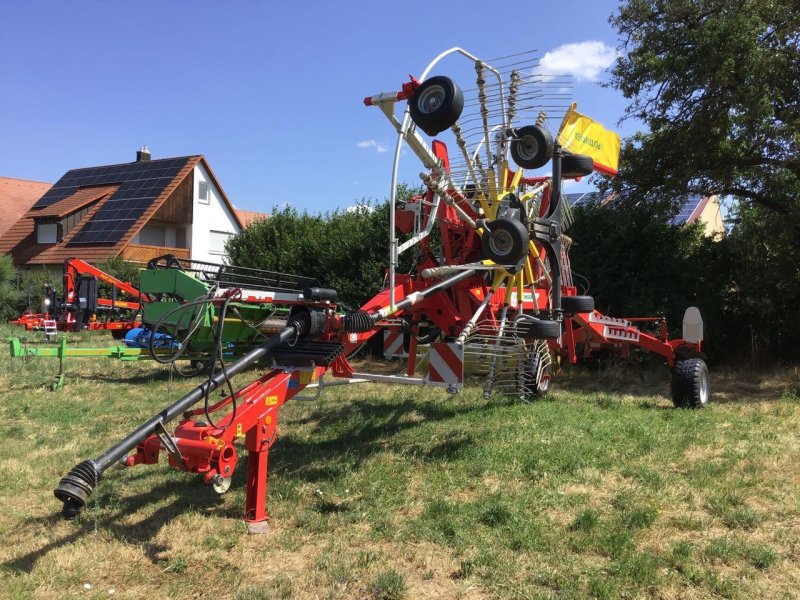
[0, 325, 798, 598]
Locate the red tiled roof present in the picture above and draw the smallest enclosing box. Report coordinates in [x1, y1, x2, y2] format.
[235, 208, 269, 227]
[0, 177, 51, 239]
[0, 186, 119, 265]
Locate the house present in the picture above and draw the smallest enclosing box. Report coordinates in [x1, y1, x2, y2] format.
[234, 208, 269, 228]
[0, 148, 244, 271]
[0, 177, 52, 239]
[566, 192, 725, 239]
[669, 194, 724, 238]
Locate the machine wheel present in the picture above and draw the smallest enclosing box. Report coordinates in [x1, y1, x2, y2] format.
[516, 318, 561, 339]
[111, 329, 127, 340]
[671, 358, 710, 408]
[510, 125, 554, 169]
[522, 346, 551, 399]
[409, 76, 464, 136]
[173, 359, 212, 378]
[560, 152, 594, 178]
[561, 295, 594, 313]
[481, 218, 529, 264]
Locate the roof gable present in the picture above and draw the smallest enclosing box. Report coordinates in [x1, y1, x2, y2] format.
[196, 157, 243, 230]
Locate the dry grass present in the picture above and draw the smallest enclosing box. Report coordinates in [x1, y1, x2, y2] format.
[2, 326, 800, 599]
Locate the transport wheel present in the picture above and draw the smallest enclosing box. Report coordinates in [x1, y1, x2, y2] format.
[516, 317, 561, 339]
[522, 344, 551, 399]
[409, 76, 464, 136]
[510, 125, 554, 169]
[561, 295, 594, 313]
[481, 218, 529, 264]
[560, 152, 594, 178]
[671, 358, 710, 408]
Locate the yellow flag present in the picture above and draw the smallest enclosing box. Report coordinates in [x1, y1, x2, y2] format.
[557, 103, 621, 176]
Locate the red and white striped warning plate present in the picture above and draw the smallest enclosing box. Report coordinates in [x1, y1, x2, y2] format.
[383, 329, 406, 358]
[425, 342, 463, 388]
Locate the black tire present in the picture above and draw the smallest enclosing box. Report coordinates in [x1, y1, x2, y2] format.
[111, 328, 127, 340]
[522, 348, 551, 398]
[409, 76, 464, 136]
[560, 152, 594, 178]
[561, 295, 594, 313]
[510, 125, 554, 169]
[671, 358, 710, 408]
[481, 218, 529, 264]
[516, 318, 561, 339]
[173, 359, 212, 378]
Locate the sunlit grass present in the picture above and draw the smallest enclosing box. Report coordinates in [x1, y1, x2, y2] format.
[1, 324, 799, 598]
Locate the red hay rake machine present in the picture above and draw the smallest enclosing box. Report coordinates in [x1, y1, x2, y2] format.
[54, 49, 709, 532]
[9, 257, 148, 336]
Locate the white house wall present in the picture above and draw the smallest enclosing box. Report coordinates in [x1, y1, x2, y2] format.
[190, 163, 240, 263]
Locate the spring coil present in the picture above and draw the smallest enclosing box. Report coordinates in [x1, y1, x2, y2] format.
[343, 310, 374, 333]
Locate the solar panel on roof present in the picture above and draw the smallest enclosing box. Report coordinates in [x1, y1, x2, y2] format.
[34, 156, 196, 245]
[670, 195, 703, 225]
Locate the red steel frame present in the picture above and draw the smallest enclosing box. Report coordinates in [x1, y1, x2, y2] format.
[10, 257, 149, 333]
[55, 71, 702, 530]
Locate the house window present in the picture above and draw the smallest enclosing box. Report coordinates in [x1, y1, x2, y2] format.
[36, 222, 59, 244]
[198, 180, 209, 204]
[139, 224, 166, 246]
[209, 230, 232, 255]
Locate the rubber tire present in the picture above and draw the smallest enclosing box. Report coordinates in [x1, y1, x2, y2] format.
[523, 349, 551, 398]
[561, 295, 594, 313]
[481, 218, 529, 265]
[671, 358, 710, 408]
[111, 329, 127, 340]
[409, 76, 464, 136]
[510, 125, 554, 169]
[560, 152, 594, 178]
[173, 359, 212, 378]
[517, 318, 561, 340]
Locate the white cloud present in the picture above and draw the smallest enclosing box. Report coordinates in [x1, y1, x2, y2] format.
[346, 204, 374, 214]
[537, 41, 617, 82]
[356, 139, 388, 153]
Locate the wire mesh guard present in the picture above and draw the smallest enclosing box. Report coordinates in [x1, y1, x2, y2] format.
[159, 256, 320, 294]
[462, 322, 551, 401]
[442, 50, 574, 198]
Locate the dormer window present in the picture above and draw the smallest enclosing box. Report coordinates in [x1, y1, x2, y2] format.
[36, 221, 60, 244]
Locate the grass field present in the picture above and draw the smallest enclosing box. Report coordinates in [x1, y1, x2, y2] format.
[1, 324, 799, 599]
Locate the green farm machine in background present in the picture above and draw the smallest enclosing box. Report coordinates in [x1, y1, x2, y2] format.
[8, 255, 325, 388]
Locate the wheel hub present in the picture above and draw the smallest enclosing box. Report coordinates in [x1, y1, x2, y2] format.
[488, 230, 514, 257]
[417, 85, 445, 114]
[517, 135, 539, 160]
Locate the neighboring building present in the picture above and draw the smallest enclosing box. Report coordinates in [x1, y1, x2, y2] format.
[669, 194, 724, 238]
[234, 208, 269, 228]
[0, 149, 244, 269]
[566, 192, 725, 239]
[0, 176, 52, 240]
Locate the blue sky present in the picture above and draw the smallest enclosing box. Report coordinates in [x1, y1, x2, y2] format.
[0, 1, 633, 214]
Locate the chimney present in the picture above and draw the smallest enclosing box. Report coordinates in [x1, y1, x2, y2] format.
[136, 144, 151, 162]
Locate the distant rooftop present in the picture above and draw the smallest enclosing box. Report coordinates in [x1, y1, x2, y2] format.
[565, 192, 712, 226]
[0, 176, 52, 239]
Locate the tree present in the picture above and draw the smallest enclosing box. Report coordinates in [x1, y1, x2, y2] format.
[608, 0, 799, 214]
[0, 254, 21, 320]
[226, 191, 420, 309]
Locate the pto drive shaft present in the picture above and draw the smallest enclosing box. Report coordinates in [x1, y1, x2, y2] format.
[54, 323, 299, 519]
